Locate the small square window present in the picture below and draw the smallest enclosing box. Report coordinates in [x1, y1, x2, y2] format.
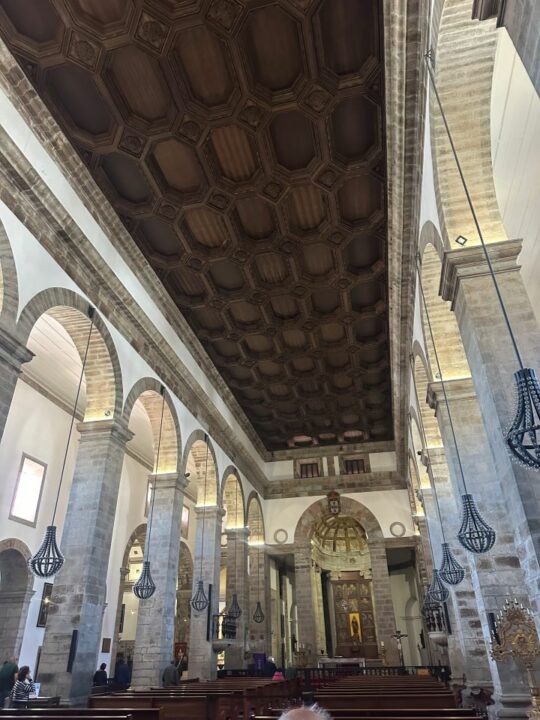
[299, 462, 320, 479]
[344, 458, 365, 475]
[10, 454, 47, 527]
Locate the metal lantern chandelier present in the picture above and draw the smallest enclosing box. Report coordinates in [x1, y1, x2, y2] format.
[416, 255, 496, 555]
[426, 51, 540, 471]
[440, 542, 465, 586]
[428, 569, 449, 603]
[29, 306, 96, 578]
[191, 435, 210, 612]
[133, 385, 167, 600]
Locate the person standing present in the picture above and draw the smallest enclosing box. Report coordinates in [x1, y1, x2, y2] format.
[162, 660, 179, 687]
[114, 658, 130, 690]
[0, 657, 18, 708]
[93, 663, 108, 686]
[10, 666, 35, 706]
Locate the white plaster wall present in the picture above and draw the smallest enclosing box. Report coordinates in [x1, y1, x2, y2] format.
[264, 490, 415, 545]
[0, 380, 78, 669]
[490, 29, 540, 325]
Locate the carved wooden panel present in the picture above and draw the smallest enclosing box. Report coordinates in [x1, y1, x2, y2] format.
[0, 0, 391, 450]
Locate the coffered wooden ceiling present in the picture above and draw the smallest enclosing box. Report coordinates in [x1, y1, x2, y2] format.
[0, 0, 391, 450]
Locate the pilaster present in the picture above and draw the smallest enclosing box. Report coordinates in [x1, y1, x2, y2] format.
[440, 241, 540, 623]
[293, 545, 317, 665]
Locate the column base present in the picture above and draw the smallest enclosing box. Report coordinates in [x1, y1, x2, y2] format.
[489, 692, 531, 720]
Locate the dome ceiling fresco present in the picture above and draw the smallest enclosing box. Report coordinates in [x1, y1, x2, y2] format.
[0, 0, 391, 450]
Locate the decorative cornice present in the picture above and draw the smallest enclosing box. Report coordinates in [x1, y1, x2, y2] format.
[440, 239, 523, 308]
[427, 377, 476, 410]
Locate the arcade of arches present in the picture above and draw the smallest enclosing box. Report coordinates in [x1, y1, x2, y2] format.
[0, 0, 539, 717]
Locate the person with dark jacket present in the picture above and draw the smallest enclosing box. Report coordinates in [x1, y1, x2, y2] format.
[114, 659, 130, 689]
[93, 663, 107, 686]
[162, 660, 179, 687]
[0, 657, 18, 708]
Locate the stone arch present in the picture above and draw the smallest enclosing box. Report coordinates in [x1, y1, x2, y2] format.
[121, 523, 147, 569]
[181, 430, 219, 505]
[0, 538, 33, 660]
[123, 378, 181, 474]
[0, 219, 19, 324]
[430, 0, 506, 248]
[246, 491, 265, 543]
[418, 220, 445, 260]
[418, 234, 470, 380]
[221, 467, 245, 529]
[294, 496, 384, 546]
[17, 288, 123, 419]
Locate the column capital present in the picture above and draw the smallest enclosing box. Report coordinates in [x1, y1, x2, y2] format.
[194, 504, 225, 520]
[0, 324, 34, 371]
[225, 526, 250, 539]
[148, 471, 187, 492]
[440, 238, 522, 307]
[427, 377, 475, 410]
[76, 417, 134, 445]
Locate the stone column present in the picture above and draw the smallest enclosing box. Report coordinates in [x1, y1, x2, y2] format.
[248, 544, 272, 658]
[369, 540, 400, 665]
[0, 326, 33, 442]
[110, 566, 129, 672]
[429, 377, 532, 707]
[312, 564, 326, 655]
[38, 418, 132, 704]
[441, 241, 540, 616]
[293, 545, 317, 664]
[188, 506, 224, 681]
[131, 472, 187, 688]
[224, 527, 249, 669]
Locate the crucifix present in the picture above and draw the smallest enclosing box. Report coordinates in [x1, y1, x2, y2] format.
[392, 629, 408, 667]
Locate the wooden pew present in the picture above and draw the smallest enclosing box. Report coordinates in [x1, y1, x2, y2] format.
[4, 709, 160, 720]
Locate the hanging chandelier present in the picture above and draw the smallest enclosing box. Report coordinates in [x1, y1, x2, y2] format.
[134, 385, 167, 600]
[29, 306, 96, 578]
[228, 593, 242, 620]
[439, 543, 465, 585]
[428, 569, 449, 603]
[253, 600, 265, 624]
[425, 50, 540, 471]
[191, 435, 210, 612]
[416, 255, 496, 555]
[457, 494, 496, 554]
[252, 535, 265, 624]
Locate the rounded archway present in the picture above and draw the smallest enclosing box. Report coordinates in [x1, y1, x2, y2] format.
[0, 539, 33, 660]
